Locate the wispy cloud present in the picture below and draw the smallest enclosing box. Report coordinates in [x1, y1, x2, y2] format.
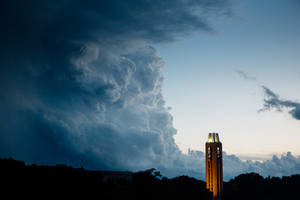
[235, 69, 256, 81]
[260, 86, 300, 120]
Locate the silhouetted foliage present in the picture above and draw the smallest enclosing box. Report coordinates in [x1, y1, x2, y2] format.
[0, 158, 210, 199]
[1, 158, 299, 199]
[224, 172, 300, 200]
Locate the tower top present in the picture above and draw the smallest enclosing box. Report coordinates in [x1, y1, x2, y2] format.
[207, 133, 221, 143]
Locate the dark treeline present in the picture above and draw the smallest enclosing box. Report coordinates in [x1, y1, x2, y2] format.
[1, 158, 300, 199]
[224, 173, 300, 200]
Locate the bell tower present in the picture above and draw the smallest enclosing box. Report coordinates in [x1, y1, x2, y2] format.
[206, 133, 223, 200]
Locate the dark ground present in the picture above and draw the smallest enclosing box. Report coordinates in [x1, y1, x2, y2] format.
[1, 158, 300, 199]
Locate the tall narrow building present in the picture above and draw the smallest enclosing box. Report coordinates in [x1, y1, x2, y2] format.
[206, 133, 223, 200]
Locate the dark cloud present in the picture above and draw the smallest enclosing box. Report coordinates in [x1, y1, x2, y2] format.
[1, 0, 299, 180]
[260, 86, 300, 120]
[235, 69, 256, 81]
[0, 0, 232, 177]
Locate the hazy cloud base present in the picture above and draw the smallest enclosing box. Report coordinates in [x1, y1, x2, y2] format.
[0, 0, 299, 180]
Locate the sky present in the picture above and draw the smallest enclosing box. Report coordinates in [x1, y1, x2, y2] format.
[0, 0, 300, 180]
[157, 0, 300, 159]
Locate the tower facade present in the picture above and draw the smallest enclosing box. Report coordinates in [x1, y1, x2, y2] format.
[206, 133, 223, 200]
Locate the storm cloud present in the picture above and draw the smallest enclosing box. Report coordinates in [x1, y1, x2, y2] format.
[1, 0, 300, 180]
[260, 86, 300, 120]
[0, 0, 231, 174]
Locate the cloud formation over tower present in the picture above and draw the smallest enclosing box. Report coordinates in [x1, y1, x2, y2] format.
[0, 0, 231, 174]
[1, 0, 300, 181]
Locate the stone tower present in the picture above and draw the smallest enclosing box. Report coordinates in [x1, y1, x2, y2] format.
[206, 133, 223, 200]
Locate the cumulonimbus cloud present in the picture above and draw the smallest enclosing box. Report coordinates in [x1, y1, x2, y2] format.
[1, 0, 300, 180]
[260, 86, 300, 120]
[0, 0, 232, 175]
